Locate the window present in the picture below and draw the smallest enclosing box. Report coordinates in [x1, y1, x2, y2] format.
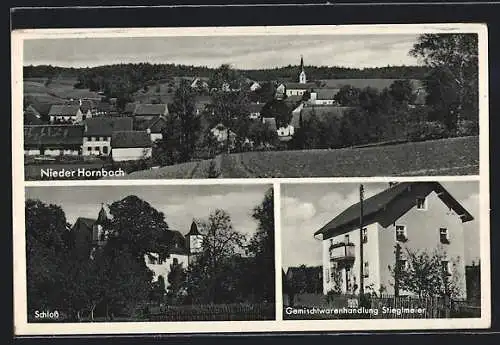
[395, 225, 408, 242]
[173, 258, 179, 265]
[325, 268, 330, 283]
[148, 255, 157, 265]
[363, 261, 369, 278]
[362, 228, 368, 243]
[330, 239, 334, 245]
[94, 146, 100, 151]
[344, 234, 350, 244]
[441, 260, 452, 276]
[102, 146, 108, 154]
[91, 137, 96, 141]
[87, 147, 92, 151]
[416, 197, 427, 210]
[439, 228, 450, 244]
[99, 137, 104, 141]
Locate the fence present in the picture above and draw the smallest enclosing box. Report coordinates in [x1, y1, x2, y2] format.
[284, 293, 480, 319]
[147, 303, 275, 321]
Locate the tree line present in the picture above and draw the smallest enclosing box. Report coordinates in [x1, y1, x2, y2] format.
[25, 188, 275, 321]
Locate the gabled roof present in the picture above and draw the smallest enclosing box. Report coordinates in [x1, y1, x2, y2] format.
[284, 82, 317, 90]
[124, 102, 139, 114]
[290, 105, 353, 128]
[314, 182, 474, 240]
[134, 117, 167, 133]
[48, 104, 81, 116]
[149, 229, 189, 255]
[314, 88, 340, 100]
[111, 131, 152, 148]
[84, 117, 133, 136]
[24, 125, 84, 147]
[134, 103, 168, 116]
[73, 217, 96, 232]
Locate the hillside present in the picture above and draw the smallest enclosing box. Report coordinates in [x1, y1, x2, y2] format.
[118, 136, 479, 179]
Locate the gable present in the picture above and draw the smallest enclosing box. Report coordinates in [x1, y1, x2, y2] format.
[315, 182, 473, 240]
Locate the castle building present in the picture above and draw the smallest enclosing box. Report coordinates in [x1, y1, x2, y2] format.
[71, 204, 205, 291]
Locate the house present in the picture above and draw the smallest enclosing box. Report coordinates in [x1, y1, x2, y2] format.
[134, 117, 168, 142]
[111, 130, 153, 161]
[309, 88, 340, 105]
[290, 104, 353, 129]
[24, 124, 84, 156]
[83, 117, 133, 156]
[465, 262, 481, 304]
[249, 102, 265, 119]
[133, 103, 169, 120]
[124, 102, 139, 116]
[313, 182, 473, 298]
[275, 84, 286, 100]
[24, 105, 43, 125]
[210, 123, 237, 145]
[72, 204, 205, 291]
[190, 77, 209, 90]
[93, 101, 113, 116]
[194, 95, 212, 115]
[249, 81, 261, 92]
[262, 117, 277, 132]
[48, 104, 90, 123]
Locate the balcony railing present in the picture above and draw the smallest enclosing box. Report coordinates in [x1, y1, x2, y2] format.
[329, 242, 355, 267]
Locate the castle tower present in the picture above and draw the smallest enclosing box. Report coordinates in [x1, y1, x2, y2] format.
[93, 203, 109, 247]
[186, 220, 204, 265]
[299, 55, 307, 84]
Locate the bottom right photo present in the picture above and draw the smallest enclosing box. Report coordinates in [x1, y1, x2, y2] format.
[281, 181, 482, 320]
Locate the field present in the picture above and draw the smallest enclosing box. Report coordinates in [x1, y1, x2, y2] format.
[24, 77, 101, 102]
[121, 136, 479, 179]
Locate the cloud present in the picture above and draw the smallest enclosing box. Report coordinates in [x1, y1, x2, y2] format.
[281, 196, 316, 225]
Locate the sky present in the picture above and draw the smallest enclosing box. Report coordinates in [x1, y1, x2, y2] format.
[281, 181, 481, 270]
[25, 184, 272, 239]
[23, 34, 422, 69]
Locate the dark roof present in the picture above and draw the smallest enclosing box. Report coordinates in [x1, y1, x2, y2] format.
[134, 104, 168, 116]
[290, 105, 353, 128]
[248, 102, 265, 113]
[284, 95, 304, 106]
[124, 102, 139, 114]
[262, 117, 277, 131]
[314, 182, 474, 240]
[24, 110, 43, 125]
[186, 221, 201, 236]
[96, 101, 113, 112]
[73, 217, 96, 231]
[84, 117, 133, 136]
[111, 131, 152, 148]
[154, 229, 188, 255]
[24, 125, 84, 147]
[134, 117, 167, 133]
[317, 78, 423, 91]
[48, 104, 81, 116]
[284, 82, 317, 90]
[315, 88, 340, 100]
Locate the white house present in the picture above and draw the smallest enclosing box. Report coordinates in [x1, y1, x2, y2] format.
[309, 89, 340, 105]
[83, 117, 133, 156]
[249, 81, 261, 92]
[48, 104, 91, 124]
[111, 130, 153, 161]
[314, 182, 473, 299]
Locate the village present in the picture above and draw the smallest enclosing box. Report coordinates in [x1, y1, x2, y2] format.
[23, 54, 446, 180]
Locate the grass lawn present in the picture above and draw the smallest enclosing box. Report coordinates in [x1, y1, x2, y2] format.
[119, 136, 479, 179]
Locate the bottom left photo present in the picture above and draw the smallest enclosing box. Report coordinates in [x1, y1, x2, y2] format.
[23, 183, 275, 322]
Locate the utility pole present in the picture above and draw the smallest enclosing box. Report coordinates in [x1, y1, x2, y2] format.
[359, 184, 364, 297]
[394, 243, 401, 297]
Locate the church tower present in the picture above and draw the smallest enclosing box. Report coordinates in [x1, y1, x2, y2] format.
[186, 220, 204, 265]
[299, 55, 307, 84]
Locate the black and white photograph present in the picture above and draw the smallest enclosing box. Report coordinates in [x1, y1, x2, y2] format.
[23, 184, 275, 322]
[281, 181, 484, 320]
[16, 25, 484, 180]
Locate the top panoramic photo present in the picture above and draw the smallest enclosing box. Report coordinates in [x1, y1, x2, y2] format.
[14, 25, 486, 181]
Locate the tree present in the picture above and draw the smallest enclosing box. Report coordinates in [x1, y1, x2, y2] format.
[409, 33, 479, 131]
[389, 246, 464, 299]
[170, 79, 201, 162]
[167, 261, 187, 305]
[247, 120, 278, 149]
[185, 209, 246, 304]
[247, 188, 275, 303]
[260, 100, 293, 128]
[334, 85, 361, 106]
[390, 79, 416, 104]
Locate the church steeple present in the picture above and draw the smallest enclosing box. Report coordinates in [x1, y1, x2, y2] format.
[299, 55, 307, 84]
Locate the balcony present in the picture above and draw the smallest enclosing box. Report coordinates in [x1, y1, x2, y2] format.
[329, 242, 355, 267]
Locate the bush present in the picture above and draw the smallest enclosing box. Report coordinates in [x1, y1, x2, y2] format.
[407, 121, 448, 142]
[456, 120, 479, 137]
